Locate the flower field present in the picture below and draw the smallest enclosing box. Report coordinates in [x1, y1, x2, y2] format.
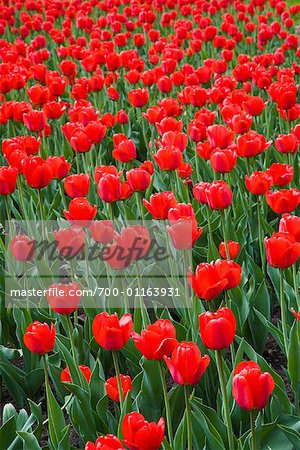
[0, 0, 300, 449]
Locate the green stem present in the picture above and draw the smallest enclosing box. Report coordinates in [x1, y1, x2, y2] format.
[66, 315, 78, 366]
[135, 261, 148, 329]
[250, 409, 257, 450]
[215, 351, 235, 450]
[292, 264, 300, 309]
[294, 387, 299, 416]
[4, 195, 11, 223]
[112, 350, 124, 410]
[257, 197, 265, 273]
[184, 384, 192, 450]
[42, 355, 59, 446]
[38, 189, 46, 240]
[205, 205, 213, 248]
[220, 209, 230, 259]
[158, 361, 174, 447]
[279, 269, 288, 356]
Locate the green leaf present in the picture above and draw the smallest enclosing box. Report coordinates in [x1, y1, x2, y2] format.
[287, 321, 300, 391]
[17, 431, 41, 450]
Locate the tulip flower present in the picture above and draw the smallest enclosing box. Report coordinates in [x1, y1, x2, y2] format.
[143, 191, 177, 220]
[61, 365, 92, 384]
[10, 235, 35, 261]
[24, 321, 56, 354]
[63, 197, 97, 227]
[266, 188, 300, 214]
[46, 282, 81, 315]
[219, 240, 240, 259]
[126, 168, 151, 192]
[85, 435, 123, 450]
[64, 174, 90, 198]
[46, 156, 71, 179]
[122, 412, 165, 450]
[153, 146, 183, 171]
[105, 374, 132, 402]
[97, 174, 122, 203]
[128, 88, 149, 108]
[0, 166, 18, 195]
[22, 156, 53, 189]
[266, 163, 294, 187]
[245, 171, 273, 195]
[89, 220, 114, 244]
[112, 138, 137, 163]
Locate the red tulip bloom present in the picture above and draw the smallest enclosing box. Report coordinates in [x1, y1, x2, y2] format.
[122, 412, 165, 450]
[232, 361, 275, 410]
[291, 309, 300, 321]
[237, 131, 272, 157]
[0, 166, 18, 195]
[61, 365, 91, 384]
[64, 174, 90, 198]
[266, 189, 300, 214]
[112, 139, 137, 163]
[219, 240, 240, 259]
[90, 220, 114, 244]
[54, 227, 85, 258]
[128, 88, 149, 107]
[214, 259, 242, 290]
[242, 96, 266, 116]
[205, 180, 233, 209]
[279, 214, 300, 242]
[153, 146, 183, 171]
[10, 235, 35, 261]
[105, 375, 132, 402]
[70, 130, 92, 153]
[63, 197, 97, 227]
[196, 141, 213, 160]
[210, 147, 237, 173]
[84, 122, 107, 144]
[24, 321, 56, 354]
[92, 312, 133, 350]
[188, 262, 228, 300]
[132, 319, 178, 360]
[46, 156, 71, 179]
[85, 434, 123, 450]
[264, 232, 300, 268]
[143, 192, 177, 219]
[98, 174, 122, 203]
[22, 156, 52, 189]
[275, 134, 299, 154]
[126, 168, 151, 192]
[231, 114, 252, 134]
[199, 307, 236, 350]
[193, 182, 211, 204]
[164, 342, 210, 385]
[46, 282, 81, 314]
[23, 110, 47, 132]
[266, 163, 294, 187]
[245, 171, 273, 195]
[207, 125, 235, 149]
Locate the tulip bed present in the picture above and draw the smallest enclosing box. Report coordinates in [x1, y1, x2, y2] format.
[0, 0, 300, 449]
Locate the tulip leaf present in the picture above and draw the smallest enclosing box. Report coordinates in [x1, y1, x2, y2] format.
[287, 321, 300, 392]
[17, 431, 42, 450]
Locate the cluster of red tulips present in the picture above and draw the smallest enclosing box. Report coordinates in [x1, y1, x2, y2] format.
[0, 0, 300, 449]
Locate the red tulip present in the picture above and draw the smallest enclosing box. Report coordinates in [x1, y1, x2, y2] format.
[105, 375, 132, 402]
[199, 307, 236, 350]
[46, 282, 81, 314]
[219, 240, 240, 259]
[24, 321, 56, 354]
[23, 110, 47, 132]
[266, 189, 300, 214]
[126, 168, 151, 192]
[70, 130, 92, 153]
[205, 180, 233, 209]
[128, 88, 149, 107]
[237, 131, 271, 157]
[210, 147, 237, 173]
[92, 312, 133, 350]
[132, 319, 178, 360]
[122, 412, 165, 450]
[291, 308, 300, 321]
[61, 365, 91, 384]
[54, 227, 85, 258]
[64, 174, 90, 198]
[0, 166, 18, 195]
[245, 171, 273, 195]
[266, 163, 294, 187]
[193, 182, 211, 204]
[98, 174, 122, 203]
[22, 156, 52, 189]
[275, 134, 299, 154]
[46, 156, 71, 179]
[10, 235, 35, 261]
[164, 342, 210, 385]
[153, 146, 183, 171]
[264, 232, 300, 268]
[143, 192, 177, 219]
[207, 124, 235, 149]
[232, 361, 275, 410]
[242, 96, 266, 116]
[85, 434, 123, 450]
[214, 259, 242, 290]
[63, 197, 97, 227]
[89, 220, 114, 244]
[279, 214, 300, 242]
[112, 139, 137, 163]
